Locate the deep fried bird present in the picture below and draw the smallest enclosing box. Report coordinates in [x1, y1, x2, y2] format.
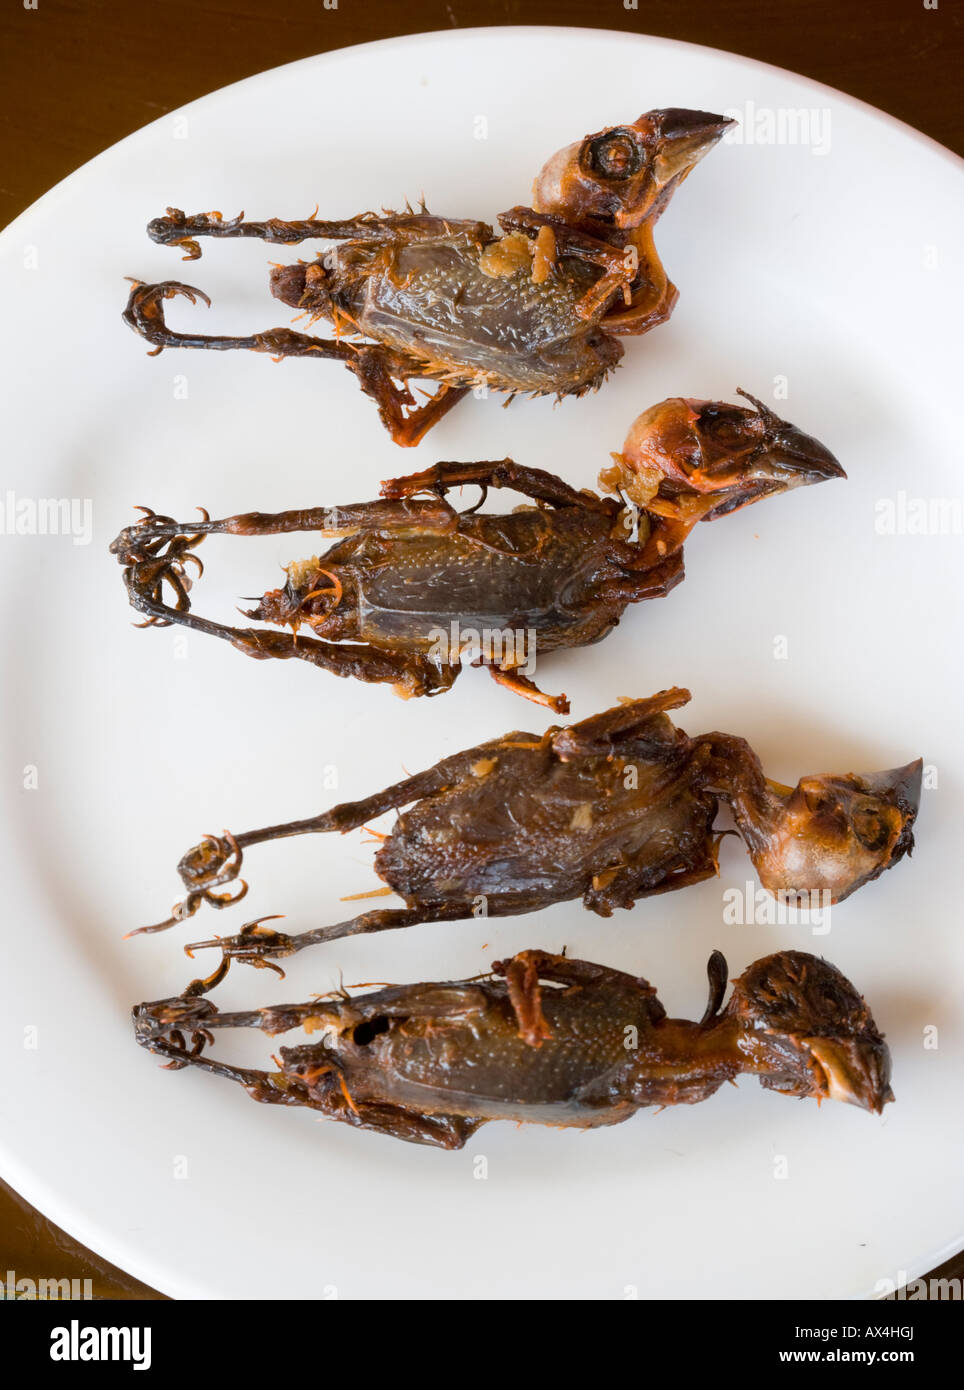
[123, 110, 733, 444]
[133, 947, 894, 1148]
[110, 391, 842, 712]
[130, 688, 921, 955]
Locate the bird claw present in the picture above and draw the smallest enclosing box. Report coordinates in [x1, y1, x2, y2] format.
[146, 208, 244, 260]
[122, 278, 213, 353]
[133, 987, 220, 1056]
[160, 1027, 211, 1068]
[112, 513, 209, 615]
[186, 914, 292, 972]
[127, 276, 212, 314]
[177, 830, 244, 894]
[124, 834, 248, 941]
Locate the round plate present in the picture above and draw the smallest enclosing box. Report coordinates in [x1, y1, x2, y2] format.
[1, 27, 961, 1300]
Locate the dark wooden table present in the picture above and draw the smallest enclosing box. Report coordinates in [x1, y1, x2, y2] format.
[1, 0, 961, 1300]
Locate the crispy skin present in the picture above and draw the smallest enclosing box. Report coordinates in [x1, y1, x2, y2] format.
[325, 230, 623, 394]
[291, 507, 628, 655]
[373, 710, 717, 911]
[311, 970, 661, 1125]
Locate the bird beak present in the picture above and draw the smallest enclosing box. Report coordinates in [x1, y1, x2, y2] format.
[858, 759, 924, 818]
[805, 1036, 895, 1114]
[695, 417, 845, 520]
[646, 109, 737, 188]
[760, 423, 847, 484]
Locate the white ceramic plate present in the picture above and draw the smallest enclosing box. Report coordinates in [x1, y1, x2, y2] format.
[1, 28, 961, 1301]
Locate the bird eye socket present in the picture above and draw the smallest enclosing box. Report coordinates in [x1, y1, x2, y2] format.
[802, 787, 832, 815]
[586, 130, 643, 180]
[851, 800, 892, 853]
[698, 404, 750, 448]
